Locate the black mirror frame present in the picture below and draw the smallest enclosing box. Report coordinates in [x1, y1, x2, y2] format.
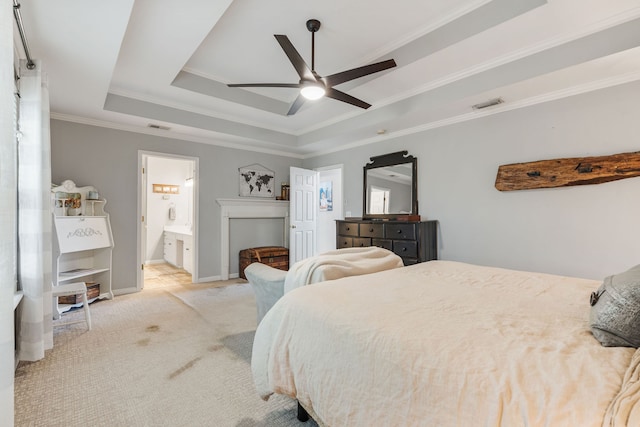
[362, 150, 418, 220]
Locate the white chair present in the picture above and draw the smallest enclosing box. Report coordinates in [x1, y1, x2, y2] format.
[244, 247, 405, 324]
[52, 282, 92, 330]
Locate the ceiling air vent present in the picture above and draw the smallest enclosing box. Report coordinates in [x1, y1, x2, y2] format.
[472, 97, 504, 110]
[147, 123, 171, 131]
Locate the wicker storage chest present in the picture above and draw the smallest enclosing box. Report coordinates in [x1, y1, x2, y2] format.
[239, 246, 289, 280]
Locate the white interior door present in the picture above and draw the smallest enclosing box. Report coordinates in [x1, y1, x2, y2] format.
[139, 154, 148, 290]
[289, 166, 318, 265]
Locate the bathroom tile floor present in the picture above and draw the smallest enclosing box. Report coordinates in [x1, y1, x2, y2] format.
[143, 263, 246, 290]
[143, 263, 193, 289]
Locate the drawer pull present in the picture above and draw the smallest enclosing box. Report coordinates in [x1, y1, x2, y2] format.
[346, 227, 350, 231]
[397, 229, 402, 234]
[369, 228, 374, 232]
[402, 247, 407, 252]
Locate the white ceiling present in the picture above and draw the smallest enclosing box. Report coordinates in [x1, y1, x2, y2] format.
[15, 0, 640, 158]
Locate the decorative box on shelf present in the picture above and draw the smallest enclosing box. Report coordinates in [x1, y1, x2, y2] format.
[58, 282, 100, 304]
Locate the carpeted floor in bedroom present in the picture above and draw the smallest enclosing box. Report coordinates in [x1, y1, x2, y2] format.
[14, 263, 319, 427]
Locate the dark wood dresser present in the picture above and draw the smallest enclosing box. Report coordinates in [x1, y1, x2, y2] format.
[336, 219, 438, 265]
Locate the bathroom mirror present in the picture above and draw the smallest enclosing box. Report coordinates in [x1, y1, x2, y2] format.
[363, 151, 418, 219]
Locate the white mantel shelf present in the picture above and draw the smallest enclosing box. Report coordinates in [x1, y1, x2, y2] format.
[216, 198, 290, 280]
[216, 198, 289, 208]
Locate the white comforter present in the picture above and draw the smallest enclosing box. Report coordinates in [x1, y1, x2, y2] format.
[252, 261, 639, 426]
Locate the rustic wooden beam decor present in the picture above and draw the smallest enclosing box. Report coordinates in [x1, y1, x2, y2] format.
[495, 151, 640, 191]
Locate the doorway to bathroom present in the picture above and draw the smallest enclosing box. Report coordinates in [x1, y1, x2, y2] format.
[137, 151, 198, 291]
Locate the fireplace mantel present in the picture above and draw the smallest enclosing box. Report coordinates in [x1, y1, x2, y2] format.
[216, 198, 290, 280]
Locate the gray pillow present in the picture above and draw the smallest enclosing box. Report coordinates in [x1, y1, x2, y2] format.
[590, 264, 640, 348]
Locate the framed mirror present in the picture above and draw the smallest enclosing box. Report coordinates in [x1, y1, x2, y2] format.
[363, 151, 418, 219]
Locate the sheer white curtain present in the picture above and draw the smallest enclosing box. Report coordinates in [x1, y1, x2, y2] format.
[16, 59, 53, 361]
[1, 1, 17, 422]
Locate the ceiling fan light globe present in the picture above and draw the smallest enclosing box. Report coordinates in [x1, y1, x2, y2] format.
[300, 84, 325, 100]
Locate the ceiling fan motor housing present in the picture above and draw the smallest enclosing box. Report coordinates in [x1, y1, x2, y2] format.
[306, 19, 321, 32]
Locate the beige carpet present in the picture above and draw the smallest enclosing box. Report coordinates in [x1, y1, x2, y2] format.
[14, 267, 319, 427]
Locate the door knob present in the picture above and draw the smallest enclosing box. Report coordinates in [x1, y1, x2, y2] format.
[291, 225, 297, 229]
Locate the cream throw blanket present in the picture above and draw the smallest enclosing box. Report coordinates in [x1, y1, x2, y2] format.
[604, 347, 640, 426]
[283, 246, 403, 294]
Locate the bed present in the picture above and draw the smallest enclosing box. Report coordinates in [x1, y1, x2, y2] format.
[252, 260, 640, 426]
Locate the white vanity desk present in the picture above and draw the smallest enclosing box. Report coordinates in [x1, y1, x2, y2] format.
[163, 225, 193, 274]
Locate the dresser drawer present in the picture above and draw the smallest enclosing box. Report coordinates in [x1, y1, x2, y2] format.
[386, 223, 417, 240]
[359, 223, 384, 238]
[371, 238, 392, 251]
[337, 236, 353, 248]
[338, 222, 359, 237]
[393, 240, 418, 258]
[352, 237, 372, 247]
[336, 219, 438, 264]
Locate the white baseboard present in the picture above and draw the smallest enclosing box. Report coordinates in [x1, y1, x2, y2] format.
[196, 275, 221, 283]
[197, 273, 240, 283]
[113, 287, 138, 296]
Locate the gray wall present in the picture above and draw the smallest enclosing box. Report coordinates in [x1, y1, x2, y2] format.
[50, 120, 301, 291]
[303, 81, 640, 280]
[52, 80, 640, 285]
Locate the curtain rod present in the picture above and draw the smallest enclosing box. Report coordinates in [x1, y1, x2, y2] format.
[13, 1, 35, 70]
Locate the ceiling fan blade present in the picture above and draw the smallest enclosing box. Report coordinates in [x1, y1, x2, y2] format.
[227, 83, 301, 88]
[323, 59, 396, 87]
[274, 34, 316, 82]
[325, 88, 371, 109]
[287, 94, 306, 116]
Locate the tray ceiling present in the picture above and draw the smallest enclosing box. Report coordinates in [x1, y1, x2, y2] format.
[16, 0, 640, 157]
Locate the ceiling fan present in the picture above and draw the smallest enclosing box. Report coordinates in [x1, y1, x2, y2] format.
[227, 19, 397, 116]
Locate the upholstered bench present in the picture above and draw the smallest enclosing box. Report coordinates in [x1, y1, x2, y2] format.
[244, 246, 404, 323]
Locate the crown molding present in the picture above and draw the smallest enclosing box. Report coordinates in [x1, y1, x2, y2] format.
[52, 68, 640, 161]
[107, 88, 295, 136]
[49, 112, 304, 159]
[301, 71, 640, 159]
[305, 6, 640, 136]
[51, 63, 640, 161]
